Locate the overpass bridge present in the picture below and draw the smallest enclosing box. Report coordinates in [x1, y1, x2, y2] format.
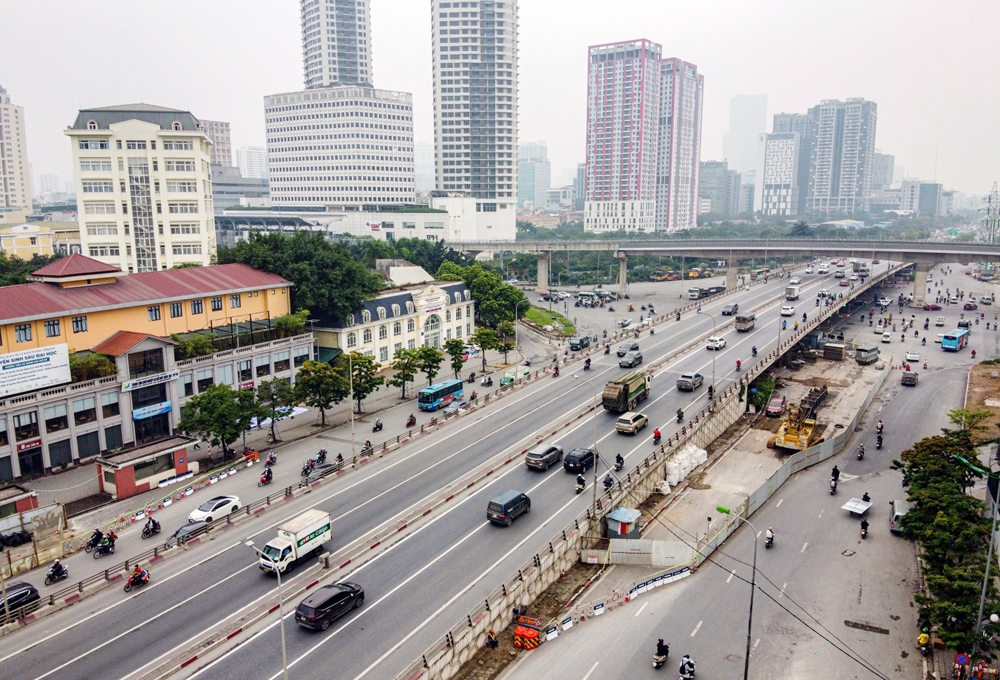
[451, 238, 1000, 304]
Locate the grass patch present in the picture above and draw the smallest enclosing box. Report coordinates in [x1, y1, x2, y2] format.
[524, 306, 575, 336]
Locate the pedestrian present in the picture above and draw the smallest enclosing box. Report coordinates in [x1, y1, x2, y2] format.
[487, 629, 498, 650]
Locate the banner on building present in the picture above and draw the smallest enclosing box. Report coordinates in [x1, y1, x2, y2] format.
[0, 343, 71, 397]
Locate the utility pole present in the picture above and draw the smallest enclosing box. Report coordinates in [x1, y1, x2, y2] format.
[981, 183, 1000, 245]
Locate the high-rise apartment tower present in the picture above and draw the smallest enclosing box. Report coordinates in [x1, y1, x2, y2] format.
[806, 98, 877, 215]
[0, 85, 31, 209]
[302, 0, 372, 88]
[654, 58, 703, 231]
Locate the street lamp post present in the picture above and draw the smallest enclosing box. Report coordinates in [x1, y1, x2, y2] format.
[245, 540, 289, 680]
[571, 373, 601, 512]
[515, 299, 530, 361]
[697, 309, 718, 409]
[716, 505, 759, 680]
[348, 352, 356, 460]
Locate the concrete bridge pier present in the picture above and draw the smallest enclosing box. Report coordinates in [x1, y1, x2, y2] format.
[537, 251, 551, 291]
[617, 254, 628, 296]
[726, 258, 739, 290]
[912, 262, 930, 307]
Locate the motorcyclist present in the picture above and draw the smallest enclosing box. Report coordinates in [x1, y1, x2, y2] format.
[576, 474, 586, 488]
[553, 366, 560, 377]
[736, 359, 742, 371]
[603, 473, 613, 490]
[751, 345, 757, 356]
[917, 630, 930, 651]
[266, 450, 277, 465]
[145, 516, 160, 534]
[584, 358, 591, 369]
[614, 454, 624, 470]
[51, 559, 66, 579]
[831, 465, 840, 483]
[604, 344, 610, 355]
[862, 492, 871, 503]
[106, 529, 118, 547]
[656, 638, 670, 658]
[336, 452, 344, 464]
[765, 527, 774, 543]
[263, 466, 273, 483]
[861, 518, 870, 534]
[132, 565, 149, 583]
[677, 408, 684, 422]
[679, 655, 696, 677]
[653, 428, 661, 442]
[363, 439, 373, 453]
[858, 444, 865, 457]
[407, 413, 416, 426]
[802, 312, 808, 322]
[876, 419, 883, 433]
[374, 418, 382, 430]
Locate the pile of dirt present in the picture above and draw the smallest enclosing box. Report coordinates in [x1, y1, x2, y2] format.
[450, 563, 602, 680]
[967, 363, 1000, 442]
[754, 415, 784, 433]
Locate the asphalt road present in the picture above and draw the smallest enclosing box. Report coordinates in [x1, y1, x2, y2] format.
[0, 262, 903, 680]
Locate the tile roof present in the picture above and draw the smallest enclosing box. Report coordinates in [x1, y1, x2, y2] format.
[91, 331, 175, 357]
[315, 281, 470, 329]
[0, 263, 291, 324]
[31, 254, 121, 278]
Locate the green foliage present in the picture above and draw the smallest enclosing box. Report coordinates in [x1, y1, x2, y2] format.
[294, 360, 349, 425]
[345, 237, 474, 275]
[387, 348, 420, 398]
[433, 262, 527, 327]
[171, 333, 216, 360]
[338, 351, 382, 413]
[471, 327, 499, 372]
[788, 220, 812, 237]
[68, 352, 117, 382]
[443, 339, 466, 379]
[274, 309, 310, 337]
[218, 231, 383, 321]
[415, 346, 444, 386]
[748, 373, 774, 410]
[0, 253, 62, 287]
[255, 379, 296, 443]
[178, 384, 258, 452]
[496, 320, 515, 363]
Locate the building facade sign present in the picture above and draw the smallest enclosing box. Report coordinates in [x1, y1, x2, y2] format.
[16, 437, 42, 452]
[121, 370, 180, 393]
[0, 344, 71, 398]
[132, 400, 172, 421]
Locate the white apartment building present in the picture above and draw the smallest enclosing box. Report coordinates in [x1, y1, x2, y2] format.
[0, 84, 31, 209]
[236, 146, 268, 179]
[264, 86, 415, 209]
[431, 0, 518, 235]
[655, 58, 704, 232]
[302, 0, 372, 88]
[584, 39, 662, 233]
[65, 104, 216, 271]
[200, 119, 233, 166]
[754, 132, 801, 216]
[806, 98, 878, 215]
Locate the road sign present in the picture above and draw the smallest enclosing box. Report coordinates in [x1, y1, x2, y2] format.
[955, 653, 970, 666]
[976, 659, 987, 672]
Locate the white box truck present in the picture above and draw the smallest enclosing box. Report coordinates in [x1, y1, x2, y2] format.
[784, 285, 800, 300]
[259, 509, 332, 575]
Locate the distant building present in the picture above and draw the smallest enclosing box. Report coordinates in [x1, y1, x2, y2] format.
[722, 95, 767, 172]
[918, 182, 942, 217]
[754, 132, 801, 216]
[698, 197, 712, 214]
[210, 165, 270, 213]
[872, 151, 894, 190]
[771, 110, 818, 215]
[654, 58, 704, 232]
[699, 160, 735, 217]
[0, 223, 55, 258]
[235, 146, 268, 180]
[899, 179, 921, 213]
[414, 141, 435, 194]
[573, 163, 585, 211]
[805, 98, 877, 215]
[0, 84, 32, 209]
[546, 186, 575, 210]
[65, 104, 217, 270]
[736, 171, 755, 215]
[517, 141, 551, 209]
[39, 174, 60, 194]
[303, 0, 372, 88]
[866, 188, 901, 213]
[200, 119, 233, 166]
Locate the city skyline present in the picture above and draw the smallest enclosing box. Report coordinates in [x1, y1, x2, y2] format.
[2, 0, 998, 197]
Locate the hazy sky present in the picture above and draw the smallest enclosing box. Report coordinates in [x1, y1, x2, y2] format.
[3, 0, 998, 195]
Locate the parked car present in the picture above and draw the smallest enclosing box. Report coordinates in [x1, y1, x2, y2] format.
[780, 305, 795, 316]
[617, 341, 639, 357]
[721, 303, 739, 316]
[563, 448, 596, 473]
[294, 582, 365, 631]
[525, 443, 563, 471]
[188, 495, 241, 523]
[765, 395, 787, 417]
[676, 373, 704, 391]
[964, 302, 979, 311]
[619, 351, 643, 368]
[923, 303, 942, 311]
[615, 411, 648, 435]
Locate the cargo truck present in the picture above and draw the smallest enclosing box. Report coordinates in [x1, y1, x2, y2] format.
[602, 371, 651, 412]
[688, 285, 726, 300]
[259, 509, 332, 575]
[735, 314, 756, 332]
[784, 285, 800, 300]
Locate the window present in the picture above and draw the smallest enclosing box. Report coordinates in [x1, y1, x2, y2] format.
[128, 349, 164, 378]
[377, 307, 386, 320]
[44, 404, 68, 433]
[211, 297, 223, 311]
[455, 307, 462, 320]
[0, 418, 8, 448]
[163, 140, 193, 150]
[170, 302, 183, 318]
[13, 411, 38, 441]
[255, 355, 271, 377]
[172, 244, 202, 256]
[134, 452, 173, 481]
[407, 319, 415, 332]
[82, 181, 114, 193]
[15, 324, 31, 343]
[235, 359, 251, 383]
[191, 299, 203, 314]
[164, 159, 196, 171]
[147, 306, 161, 321]
[379, 325, 388, 340]
[425, 221, 444, 230]
[101, 391, 120, 417]
[180, 374, 193, 397]
[456, 327, 462, 339]
[347, 332, 357, 348]
[170, 223, 200, 235]
[407, 339, 416, 350]
[104, 424, 123, 451]
[392, 304, 401, 316]
[168, 202, 199, 214]
[230, 294, 241, 309]
[79, 139, 109, 150]
[273, 351, 290, 373]
[363, 328, 372, 344]
[402, 221, 416, 229]
[85, 224, 118, 236]
[77, 431, 101, 459]
[125, 140, 147, 149]
[49, 440, 72, 468]
[217, 364, 234, 386]
[293, 347, 310, 367]
[73, 397, 97, 425]
[394, 342, 402, 354]
[172, 122, 182, 131]
[166, 181, 197, 192]
[361, 310, 371, 323]
[84, 202, 115, 215]
[393, 322, 402, 336]
[196, 368, 214, 392]
[446, 310, 451, 322]
[44, 320, 60, 338]
[379, 346, 389, 362]
[80, 160, 112, 172]
[88, 246, 120, 257]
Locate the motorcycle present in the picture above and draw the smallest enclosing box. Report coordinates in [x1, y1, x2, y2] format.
[676, 313, 681, 322]
[44, 564, 69, 586]
[876, 435, 883, 450]
[583, 360, 591, 372]
[553, 367, 560, 378]
[860, 524, 868, 540]
[765, 534, 774, 550]
[653, 653, 667, 669]
[676, 410, 684, 424]
[406, 415, 417, 428]
[141, 522, 161, 540]
[265, 452, 277, 467]
[301, 462, 312, 477]
[124, 570, 151, 593]
[650, 328, 655, 336]
[258, 472, 273, 487]
[575, 481, 585, 495]
[93, 541, 115, 559]
[752, 347, 758, 357]
[481, 376, 493, 387]
[467, 373, 477, 384]
[316, 449, 327, 465]
[84, 533, 103, 553]
[830, 477, 838, 495]
[653, 433, 661, 446]
[372, 420, 383, 433]
[604, 345, 610, 355]
[857, 446, 865, 461]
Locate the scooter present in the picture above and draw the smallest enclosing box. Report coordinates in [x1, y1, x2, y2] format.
[604, 345, 610, 355]
[124, 570, 151, 593]
[140, 522, 161, 540]
[406, 415, 417, 428]
[481, 376, 493, 387]
[467, 373, 477, 384]
[830, 477, 838, 495]
[84, 533, 103, 553]
[372, 420, 383, 433]
[876, 435, 883, 450]
[765, 534, 774, 549]
[93, 541, 115, 559]
[553, 367, 560, 378]
[265, 452, 277, 467]
[653, 653, 667, 669]
[44, 564, 69, 586]
[258, 472, 273, 487]
[857, 446, 865, 461]
[316, 449, 327, 465]
[301, 462, 312, 477]
[676, 411, 684, 424]
[583, 361, 591, 372]
[861, 524, 868, 540]
[575, 481, 585, 495]
[653, 433, 661, 446]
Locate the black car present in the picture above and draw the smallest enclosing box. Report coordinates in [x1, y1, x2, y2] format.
[619, 351, 643, 368]
[0, 582, 40, 623]
[172, 521, 208, 544]
[563, 448, 596, 473]
[569, 336, 591, 351]
[721, 303, 739, 316]
[295, 582, 365, 630]
[617, 341, 639, 357]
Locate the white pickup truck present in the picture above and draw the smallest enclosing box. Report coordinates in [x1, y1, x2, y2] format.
[259, 509, 332, 575]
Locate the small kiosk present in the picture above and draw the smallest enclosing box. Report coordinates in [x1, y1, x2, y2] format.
[95, 436, 198, 500]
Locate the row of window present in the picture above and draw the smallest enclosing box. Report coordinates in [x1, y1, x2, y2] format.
[148, 294, 239, 321]
[350, 297, 471, 325]
[79, 158, 198, 174]
[81, 180, 198, 194]
[78, 138, 195, 151]
[345, 320, 472, 348]
[1, 392, 120, 446]
[179, 348, 309, 396]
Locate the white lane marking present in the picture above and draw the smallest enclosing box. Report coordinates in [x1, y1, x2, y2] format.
[818, 509, 823, 519]
[582, 661, 600, 680]
[756, 530, 762, 538]
[635, 602, 648, 617]
[780, 583, 787, 600]
[801, 542, 808, 553]
[726, 570, 735, 584]
[690, 620, 703, 637]
[775, 498, 783, 508]
[753, 638, 761, 650]
[28, 562, 257, 680]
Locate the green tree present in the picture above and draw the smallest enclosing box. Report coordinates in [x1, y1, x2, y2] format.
[472, 327, 499, 373]
[217, 231, 383, 320]
[339, 351, 382, 413]
[255, 379, 297, 443]
[948, 407, 993, 437]
[0, 253, 62, 287]
[433, 262, 527, 327]
[443, 338, 467, 379]
[178, 384, 256, 455]
[171, 333, 216, 360]
[387, 348, 420, 399]
[496, 321, 516, 363]
[295, 360, 349, 425]
[415, 345, 444, 386]
[788, 220, 812, 237]
[68, 352, 117, 382]
[274, 309, 310, 337]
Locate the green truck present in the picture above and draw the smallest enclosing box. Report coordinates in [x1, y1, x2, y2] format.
[602, 371, 652, 412]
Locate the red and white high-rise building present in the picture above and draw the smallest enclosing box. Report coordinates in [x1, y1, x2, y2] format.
[655, 58, 704, 232]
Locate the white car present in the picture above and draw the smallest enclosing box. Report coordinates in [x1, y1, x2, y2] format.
[935, 316, 946, 326]
[619, 318, 632, 328]
[789, 277, 801, 285]
[981, 296, 993, 305]
[905, 350, 920, 362]
[188, 495, 241, 523]
[817, 266, 829, 274]
[780, 305, 795, 316]
[557, 292, 570, 300]
[875, 324, 884, 334]
[849, 273, 859, 281]
[706, 336, 727, 350]
[805, 266, 814, 274]
[834, 270, 846, 279]
[878, 297, 893, 307]
[882, 332, 892, 344]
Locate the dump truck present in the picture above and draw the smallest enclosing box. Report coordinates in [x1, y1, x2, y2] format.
[773, 404, 817, 451]
[602, 371, 651, 412]
[784, 285, 800, 300]
[259, 509, 332, 575]
[688, 285, 726, 300]
[800, 385, 828, 419]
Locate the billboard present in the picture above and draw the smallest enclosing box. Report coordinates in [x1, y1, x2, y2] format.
[0, 343, 72, 397]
